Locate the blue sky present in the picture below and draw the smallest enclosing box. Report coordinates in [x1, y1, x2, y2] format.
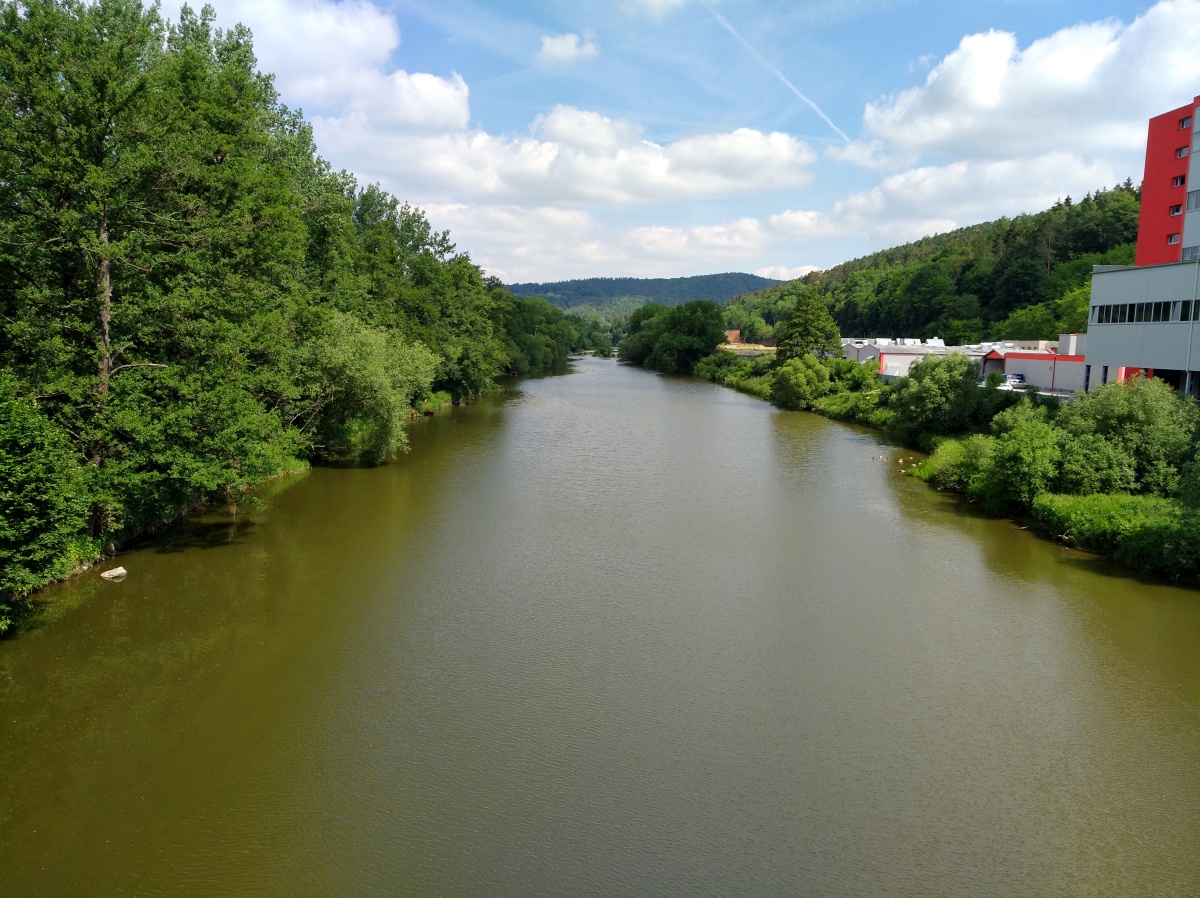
[203, 0, 1200, 282]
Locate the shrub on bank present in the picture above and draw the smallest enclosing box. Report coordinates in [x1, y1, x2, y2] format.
[0, 379, 95, 631]
[693, 352, 775, 400]
[1031, 492, 1200, 580]
[921, 434, 996, 499]
[1031, 492, 1173, 555]
[772, 356, 831, 410]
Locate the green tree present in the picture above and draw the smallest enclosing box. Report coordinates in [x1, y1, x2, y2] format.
[885, 353, 984, 441]
[617, 302, 669, 367]
[298, 312, 437, 464]
[1055, 432, 1136, 495]
[775, 286, 841, 360]
[1054, 284, 1091, 335]
[0, 377, 90, 626]
[645, 301, 727, 374]
[993, 304, 1058, 341]
[980, 400, 1061, 511]
[772, 355, 831, 410]
[1059, 377, 1199, 496]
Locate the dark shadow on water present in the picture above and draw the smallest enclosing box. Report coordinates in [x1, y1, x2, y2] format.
[145, 515, 261, 555]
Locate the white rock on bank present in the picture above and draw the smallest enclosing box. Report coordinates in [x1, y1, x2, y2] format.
[100, 567, 127, 581]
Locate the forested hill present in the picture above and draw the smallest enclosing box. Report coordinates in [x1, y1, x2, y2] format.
[507, 273, 782, 308]
[721, 184, 1140, 346]
[792, 184, 1141, 343]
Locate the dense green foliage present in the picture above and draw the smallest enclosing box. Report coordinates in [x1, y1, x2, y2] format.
[0, 0, 589, 625]
[913, 375, 1200, 579]
[774, 286, 842, 360]
[724, 185, 1139, 344]
[507, 273, 781, 309]
[815, 186, 1138, 341]
[617, 301, 727, 374]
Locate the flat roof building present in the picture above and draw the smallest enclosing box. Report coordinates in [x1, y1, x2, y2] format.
[1088, 95, 1200, 396]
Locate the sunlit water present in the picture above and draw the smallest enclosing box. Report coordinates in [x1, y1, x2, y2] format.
[2, 357, 1198, 896]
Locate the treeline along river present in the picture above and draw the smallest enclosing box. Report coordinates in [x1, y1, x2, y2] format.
[2, 357, 1199, 896]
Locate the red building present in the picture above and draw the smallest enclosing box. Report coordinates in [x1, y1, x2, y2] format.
[1135, 96, 1200, 265]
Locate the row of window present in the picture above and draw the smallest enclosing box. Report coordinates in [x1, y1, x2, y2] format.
[1091, 300, 1200, 324]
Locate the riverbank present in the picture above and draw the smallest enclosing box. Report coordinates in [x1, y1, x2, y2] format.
[690, 349, 1200, 585]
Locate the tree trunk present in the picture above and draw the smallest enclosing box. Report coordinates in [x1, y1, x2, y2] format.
[97, 208, 113, 395]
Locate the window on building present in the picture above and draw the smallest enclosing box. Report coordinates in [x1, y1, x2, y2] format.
[1175, 175, 1188, 187]
[1135, 302, 1146, 322]
[1183, 116, 1194, 129]
[1102, 366, 1109, 385]
[1168, 233, 1182, 245]
[1182, 301, 1192, 321]
[1179, 147, 1191, 158]
[1171, 204, 1184, 216]
[1190, 191, 1200, 211]
[1184, 246, 1200, 262]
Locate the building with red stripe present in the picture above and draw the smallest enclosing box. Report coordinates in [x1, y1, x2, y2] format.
[1087, 96, 1200, 396]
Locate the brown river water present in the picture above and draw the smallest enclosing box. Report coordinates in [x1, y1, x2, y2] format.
[1, 356, 1198, 896]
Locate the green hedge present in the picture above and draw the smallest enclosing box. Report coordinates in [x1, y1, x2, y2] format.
[1030, 493, 1200, 580]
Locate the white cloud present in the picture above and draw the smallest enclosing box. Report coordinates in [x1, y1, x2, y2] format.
[768, 209, 841, 239]
[864, 0, 1200, 165]
[536, 33, 599, 64]
[427, 205, 772, 281]
[756, 265, 820, 280]
[201, 0, 1177, 281]
[316, 104, 817, 206]
[770, 152, 1115, 251]
[214, 0, 469, 132]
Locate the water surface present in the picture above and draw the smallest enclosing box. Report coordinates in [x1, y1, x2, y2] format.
[2, 357, 1198, 896]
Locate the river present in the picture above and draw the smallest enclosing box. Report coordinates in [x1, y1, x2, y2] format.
[2, 356, 1199, 896]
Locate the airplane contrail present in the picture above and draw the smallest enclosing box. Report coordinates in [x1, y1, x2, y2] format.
[707, 6, 850, 143]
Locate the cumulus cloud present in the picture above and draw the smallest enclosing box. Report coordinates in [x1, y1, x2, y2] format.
[864, 0, 1200, 164]
[316, 104, 817, 206]
[536, 33, 599, 64]
[213, 0, 469, 132]
[771, 152, 1115, 250]
[427, 205, 772, 281]
[201, 0, 1174, 280]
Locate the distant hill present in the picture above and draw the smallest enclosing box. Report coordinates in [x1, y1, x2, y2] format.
[720, 183, 1141, 345]
[506, 273, 783, 309]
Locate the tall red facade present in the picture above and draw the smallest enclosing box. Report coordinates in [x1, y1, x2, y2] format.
[1135, 97, 1199, 265]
